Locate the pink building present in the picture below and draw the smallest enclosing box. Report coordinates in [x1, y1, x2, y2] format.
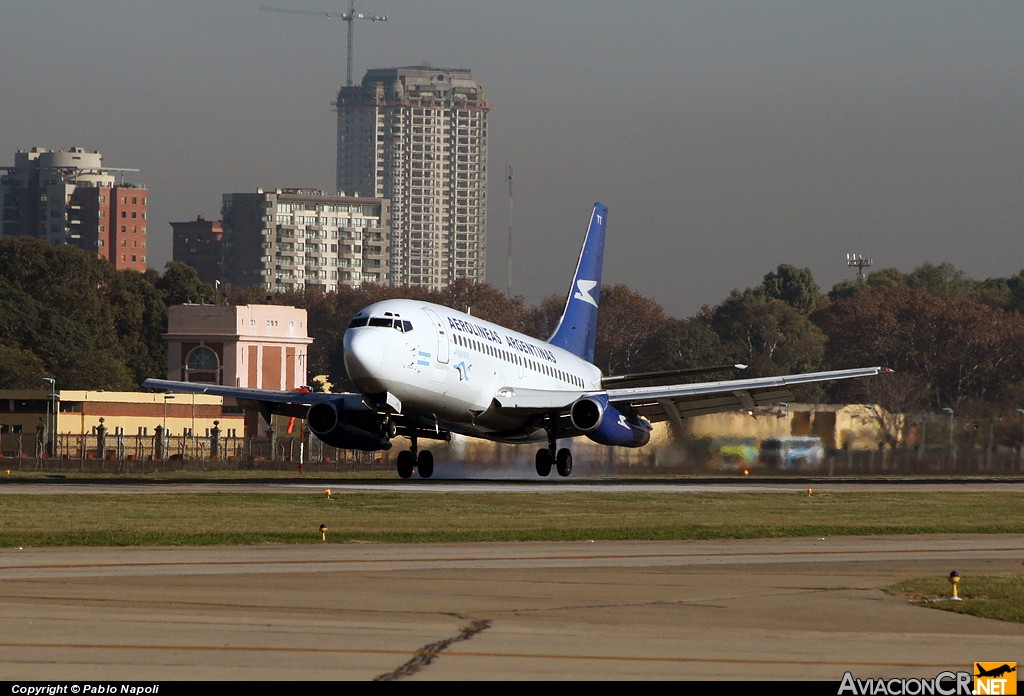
[162, 304, 313, 435]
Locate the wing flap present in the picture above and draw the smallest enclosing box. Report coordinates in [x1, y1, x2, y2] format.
[631, 388, 795, 421]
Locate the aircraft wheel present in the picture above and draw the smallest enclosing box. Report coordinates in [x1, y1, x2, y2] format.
[397, 449, 415, 479]
[416, 450, 434, 479]
[535, 448, 552, 477]
[556, 448, 573, 477]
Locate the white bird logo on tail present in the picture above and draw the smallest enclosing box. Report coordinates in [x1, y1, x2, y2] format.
[573, 279, 598, 307]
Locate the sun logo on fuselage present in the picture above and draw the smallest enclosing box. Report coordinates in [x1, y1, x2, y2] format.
[573, 279, 598, 307]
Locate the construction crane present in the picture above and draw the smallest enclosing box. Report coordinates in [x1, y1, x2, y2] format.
[259, 2, 389, 86]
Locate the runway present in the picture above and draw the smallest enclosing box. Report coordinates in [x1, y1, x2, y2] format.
[1, 534, 1023, 681]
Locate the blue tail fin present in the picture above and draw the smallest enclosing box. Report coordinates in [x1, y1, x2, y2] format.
[547, 202, 607, 362]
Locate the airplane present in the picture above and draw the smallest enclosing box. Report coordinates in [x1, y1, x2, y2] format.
[976, 664, 1017, 679]
[143, 202, 886, 479]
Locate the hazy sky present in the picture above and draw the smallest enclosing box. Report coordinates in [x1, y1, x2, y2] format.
[3, 1, 1023, 318]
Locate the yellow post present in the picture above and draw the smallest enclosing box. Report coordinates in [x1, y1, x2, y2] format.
[319, 524, 328, 542]
[949, 571, 961, 600]
[325, 488, 332, 499]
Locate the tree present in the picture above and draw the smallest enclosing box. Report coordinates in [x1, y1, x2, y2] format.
[636, 315, 726, 374]
[813, 285, 1024, 411]
[906, 262, 970, 298]
[866, 267, 910, 288]
[0, 277, 46, 354]
[439, 279, 532, 333]
[592, 285, 669, 375]
[156, 262, 217, 306]
[527, 294, 567, 341]
[828, 267, 907, 302]
[0, 237, 119, 353]
[711, 290, 826, 377]
[0, 344, 46, 389]
[761, 264, 821, 315]
[108, 270, 169, 384]
[999, 270, 1024, 314]
[968, 277, 1013, 312]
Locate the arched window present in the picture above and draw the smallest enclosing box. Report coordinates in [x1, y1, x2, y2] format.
[185, 346, 219, 381]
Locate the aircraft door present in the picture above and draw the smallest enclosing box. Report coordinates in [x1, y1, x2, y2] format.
[421, 308, 450, 364]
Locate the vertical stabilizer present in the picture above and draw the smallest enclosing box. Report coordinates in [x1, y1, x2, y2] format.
[547, 202, 607, 362]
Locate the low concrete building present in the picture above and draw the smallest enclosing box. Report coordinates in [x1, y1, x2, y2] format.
[0, 389, 243, 461]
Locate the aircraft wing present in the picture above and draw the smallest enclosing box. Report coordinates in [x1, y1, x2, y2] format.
[141, 378, 368, 420]
[604, 366, 888, 424]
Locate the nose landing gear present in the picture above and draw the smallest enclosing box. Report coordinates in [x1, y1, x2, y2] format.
[396, 433, 434, 479]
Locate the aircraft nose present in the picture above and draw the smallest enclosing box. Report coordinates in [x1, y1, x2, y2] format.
[343, 328, 385, 379]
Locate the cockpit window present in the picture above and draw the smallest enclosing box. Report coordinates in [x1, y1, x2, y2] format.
[351, 314, 414, 332]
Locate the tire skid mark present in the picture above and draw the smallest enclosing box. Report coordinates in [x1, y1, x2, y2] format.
[374, 617, 491, 681]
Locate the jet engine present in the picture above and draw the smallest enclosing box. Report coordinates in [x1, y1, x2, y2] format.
[306, 397, 393, 451]
[569, 394, 652, 448]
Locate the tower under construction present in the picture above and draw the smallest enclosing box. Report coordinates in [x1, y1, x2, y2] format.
[335, 66, 490, 290]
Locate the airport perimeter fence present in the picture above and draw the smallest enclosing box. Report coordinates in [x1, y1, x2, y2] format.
[2, 428, 1024, 477]
[0, 431, 388, 474]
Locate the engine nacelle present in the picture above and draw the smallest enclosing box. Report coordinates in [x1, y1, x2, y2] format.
[569, 394, 652, 448]
[307, 399, 393, 451]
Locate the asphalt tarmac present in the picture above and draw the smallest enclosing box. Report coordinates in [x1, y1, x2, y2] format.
[1, 534, 1023, 682]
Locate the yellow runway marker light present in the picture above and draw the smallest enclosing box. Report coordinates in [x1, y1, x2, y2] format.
[325, 488, 332, 499]
[949, 571, 961, 600]
[319, 524, 327, 542]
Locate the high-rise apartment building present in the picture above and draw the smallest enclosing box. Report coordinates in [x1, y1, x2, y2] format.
[0, 147, 148, 272]
[335, 66, 490, 290]
[220, 188, 390, 293]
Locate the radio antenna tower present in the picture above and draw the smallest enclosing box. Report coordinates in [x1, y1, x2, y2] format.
[847, 253, 873, 282]
[259, 2, 389, 86]
[507, 164, 513, 297]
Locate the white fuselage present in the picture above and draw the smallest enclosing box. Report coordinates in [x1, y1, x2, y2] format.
[343, 299, 602, 438]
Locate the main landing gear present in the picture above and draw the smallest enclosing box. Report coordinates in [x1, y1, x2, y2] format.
[396, 433, 434, 479]
[535, 418, 572, 478]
